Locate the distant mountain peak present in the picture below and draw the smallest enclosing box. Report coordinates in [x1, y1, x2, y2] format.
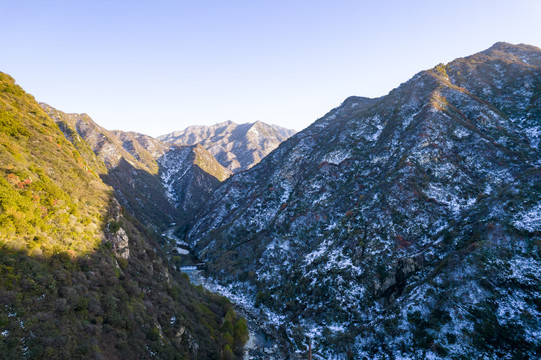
[158, 120, 296, 172]
[488, 41, 540, 52]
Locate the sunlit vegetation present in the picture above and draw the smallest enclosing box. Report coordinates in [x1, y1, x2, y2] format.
[0, 72, 112, 257]
[0, 72, 247, 358]
[193, 144, 231, 182]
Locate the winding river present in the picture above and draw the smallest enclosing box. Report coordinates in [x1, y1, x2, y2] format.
[164, 228, 286, 359]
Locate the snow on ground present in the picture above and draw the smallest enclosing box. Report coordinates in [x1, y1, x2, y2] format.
[158, 150, 190, 205]
[525, 125, 540, 148]
[513, 201, 541, 232]
[304, 240, 329, 265]
[424, 183, 476, 215]
[174, 247, 189, 255]
[323, 150, 351, 165]
[508, 256, 541, 285]
[163, 227, 188, 247]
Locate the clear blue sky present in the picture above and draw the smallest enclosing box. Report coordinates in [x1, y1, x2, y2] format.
[2, 0, 540, 136]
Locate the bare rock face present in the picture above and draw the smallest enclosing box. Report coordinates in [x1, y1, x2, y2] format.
[158, 120, 296, 172]
[109, 197, 122, 221]
[109, 227, 130, 259]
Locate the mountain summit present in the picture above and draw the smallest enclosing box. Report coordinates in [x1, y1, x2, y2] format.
[186, 43, 541, 358]
[158, 120, 296, 172]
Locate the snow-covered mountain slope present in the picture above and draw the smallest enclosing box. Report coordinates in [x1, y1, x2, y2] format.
[187, 42, 541, 358]
[158, 144, 232, 223]
[158, 120, 296, 172]
[109, 130, 231, 223]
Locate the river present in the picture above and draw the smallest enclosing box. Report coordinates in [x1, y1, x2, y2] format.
[182, 268, 286, 360]
[163, 228, 286, 359]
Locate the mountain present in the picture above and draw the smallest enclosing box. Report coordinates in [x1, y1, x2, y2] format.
[41, 104, 178, 228]
[0, 72, 248, 359]
[158, 120, 296, 172]
[158, 143, 232, 224]
[186, 43, 541, 358]
[108, 129, 231, 225]
[41, 105, 231, 230]
[42, 103, 163, 173]
[111, 130, 170, 161]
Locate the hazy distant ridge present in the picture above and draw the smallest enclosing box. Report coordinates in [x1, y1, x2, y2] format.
[158, 120, 296, 172]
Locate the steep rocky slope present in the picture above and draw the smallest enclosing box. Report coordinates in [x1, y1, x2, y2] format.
[41, 104, 178, 228]
[112, 130, 170, 161]
[42, 104, 160, 173]
[158, 120, 296, 172]
[159, 144, 232, 224]
[187, 43, 541, 358]
[41, 105, 231, 230]
[107, 129, 231, 226]
[0, 72, 248, 359]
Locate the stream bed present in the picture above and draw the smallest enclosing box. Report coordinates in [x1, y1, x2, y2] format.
[182, 269, 285, 360]
[165, 227, 287, 359]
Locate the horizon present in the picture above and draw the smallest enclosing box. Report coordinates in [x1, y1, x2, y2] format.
[2, 0, 540, 137]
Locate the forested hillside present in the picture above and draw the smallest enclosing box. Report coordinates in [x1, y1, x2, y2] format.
[0, 72, 247, 359]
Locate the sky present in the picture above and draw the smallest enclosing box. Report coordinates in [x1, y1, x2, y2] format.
[1, 0, 540, 137]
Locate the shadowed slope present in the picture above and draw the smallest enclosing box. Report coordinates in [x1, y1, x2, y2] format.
[187, 43, 541, 358]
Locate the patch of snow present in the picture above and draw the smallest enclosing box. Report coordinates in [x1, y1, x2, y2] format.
[513, 202, 541, 232]
[158, 148, 192, 205]
[453, 126, 471, 139]
[323, 150, 351, 165]
[366, 120, 383, 142]
[174, 247, 190, 255]
[524, 125, 540, 149]
[280, 181, 293, 203]
[508, 256, 541, 285]
[424, 183, 477, 215]
[327, 324, 346, 333]
[304, 242, 329, 265]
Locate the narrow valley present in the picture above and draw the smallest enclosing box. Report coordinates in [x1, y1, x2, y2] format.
[1, 41, 539, 359]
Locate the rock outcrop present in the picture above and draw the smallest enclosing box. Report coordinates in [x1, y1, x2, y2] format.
[109, 227, 130, 259]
